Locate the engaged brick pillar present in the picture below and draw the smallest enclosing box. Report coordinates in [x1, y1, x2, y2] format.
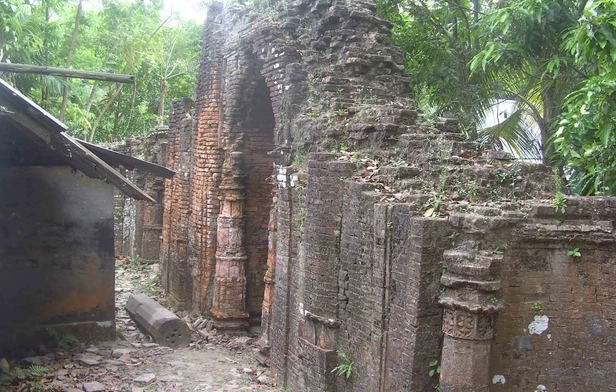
[211, 151, 249, 330]
[256, 193, 277, 363]
[438, 250, 502, 392]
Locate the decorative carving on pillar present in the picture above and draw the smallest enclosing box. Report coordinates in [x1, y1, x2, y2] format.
[438, 250, 503, 392]
[442, 308, 494, 340]
[211, 151, 249, 330]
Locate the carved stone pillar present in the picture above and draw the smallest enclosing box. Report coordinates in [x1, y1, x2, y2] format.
[438, 250, 502, 392]
[211, 151, 249, 330]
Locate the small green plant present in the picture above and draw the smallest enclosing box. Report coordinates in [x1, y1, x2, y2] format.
[372, 334, 382, 342]
[552, 192, 567, 213]
[336, 108, 346, 117]
[0, 365, 54, 391]
[438, 260, 447, 274]
[439, 286, 447, 295]
[133, 275, 162, 298]
[567, 247, 581, 258]
[447, 232, 460, 247]
[531, 302, 542, 313]
[115, 206, 125, 220]
[48, 328, 80, 351]
[490, 296, 499, 304]
[492, 247, 504, 255]
[429, 359, 441, 377]
[468, 179, 479, 202]
[306, 109, 320, 118]
[331, 350, 354, 379]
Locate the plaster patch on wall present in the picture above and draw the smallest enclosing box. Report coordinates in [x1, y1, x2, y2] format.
[534, 385, 547, 392]
[492, 375, 506, 385]
[529, 315, 549, 335]
[299, 302, 305, 316]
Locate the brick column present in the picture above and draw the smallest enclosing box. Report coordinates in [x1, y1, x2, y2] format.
[438, 250, 502, 392]
[256, 195, 277, 364]
[211, 151, 249, 330]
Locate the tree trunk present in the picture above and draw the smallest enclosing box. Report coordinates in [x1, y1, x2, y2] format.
[158, 77, 167, 126]
[85, 84, 98, 112]
[60, 0, 83, 121]
[88, 85, 123, 142]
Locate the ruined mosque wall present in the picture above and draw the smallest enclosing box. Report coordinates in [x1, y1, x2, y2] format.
[153, 0, 616, 390]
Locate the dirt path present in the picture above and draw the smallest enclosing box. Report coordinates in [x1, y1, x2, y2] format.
[1, 259, 281, 392]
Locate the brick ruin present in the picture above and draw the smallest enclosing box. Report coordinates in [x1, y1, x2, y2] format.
[118, 0, 616, 391]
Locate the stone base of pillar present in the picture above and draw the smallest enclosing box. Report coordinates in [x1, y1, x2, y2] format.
[254, 337, 271, 366]
[211, 308, 249, 331]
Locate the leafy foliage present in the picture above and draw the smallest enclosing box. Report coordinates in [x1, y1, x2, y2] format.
[378, 0, 616, 194]
[0, 364, 54, 391]
[553, 0, 616, 195]
[0, 0, 203, 143]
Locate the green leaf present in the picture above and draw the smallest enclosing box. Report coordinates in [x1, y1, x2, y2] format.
[600, 123, 613, 147]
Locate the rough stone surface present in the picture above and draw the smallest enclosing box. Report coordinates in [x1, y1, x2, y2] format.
[133, 373, 156, 383]
[82, 381, 105, 392]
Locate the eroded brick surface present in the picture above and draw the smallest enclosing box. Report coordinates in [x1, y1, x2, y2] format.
[146, 1, 616, 391]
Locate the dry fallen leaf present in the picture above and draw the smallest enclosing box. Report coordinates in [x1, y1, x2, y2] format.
[424, 207, 435, 217]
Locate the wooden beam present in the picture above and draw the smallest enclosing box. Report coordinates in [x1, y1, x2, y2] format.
[0, 63, 135, 84]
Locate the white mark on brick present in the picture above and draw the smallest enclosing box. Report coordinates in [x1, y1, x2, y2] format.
[285, 85, 290, 90]
[492, 375, 506, 385]
[299, 302, 305, 316]
[274, 63, 280, 69]
[528, 315, 549, 335]
[534, 385, 547, 392]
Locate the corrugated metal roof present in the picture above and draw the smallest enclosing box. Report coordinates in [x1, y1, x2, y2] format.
[0, 78, 174, 202]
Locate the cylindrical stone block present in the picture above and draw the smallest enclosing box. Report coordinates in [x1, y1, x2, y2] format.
[125, 293, 190, 348]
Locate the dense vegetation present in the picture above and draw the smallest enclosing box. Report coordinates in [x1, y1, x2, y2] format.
[0, 0, 203, 143]
[2, 0, 615, 194]
[376, 0, 616, 195]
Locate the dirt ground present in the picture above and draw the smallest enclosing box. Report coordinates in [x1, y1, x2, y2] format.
[0, 259, 282, 392]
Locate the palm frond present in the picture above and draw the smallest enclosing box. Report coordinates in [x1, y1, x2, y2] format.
[479, 105, 543, 160]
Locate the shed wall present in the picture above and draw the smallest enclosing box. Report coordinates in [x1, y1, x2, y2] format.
[0, 166, 115, 351]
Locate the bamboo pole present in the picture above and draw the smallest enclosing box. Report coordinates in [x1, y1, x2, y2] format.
[0, 63, 135, 84]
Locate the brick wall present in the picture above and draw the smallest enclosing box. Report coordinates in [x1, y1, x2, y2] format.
[113, 131, 168, 265]
[158, 0, 616, 390]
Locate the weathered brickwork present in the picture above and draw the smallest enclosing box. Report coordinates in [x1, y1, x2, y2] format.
[113, 130, 168, 264]
[161, 98, 195, 308]
[154, 0, 616, 390]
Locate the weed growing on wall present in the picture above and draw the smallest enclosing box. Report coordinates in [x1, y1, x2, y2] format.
[567, 248, 581, 258]
[331, 350, 354, 379]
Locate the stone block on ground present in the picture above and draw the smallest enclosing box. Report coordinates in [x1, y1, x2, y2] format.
[125, 293, 190, 348]
[82, 381, 105, 392]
